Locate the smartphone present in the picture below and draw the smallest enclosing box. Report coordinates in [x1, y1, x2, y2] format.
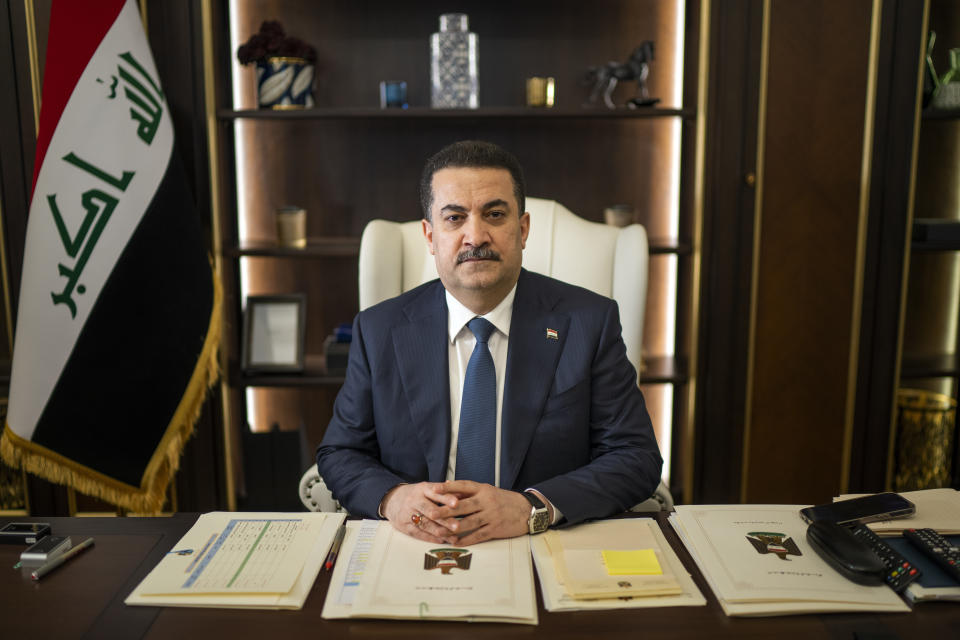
[799, 492, 915, 526]
[20, 535, 72, 565]
[0, 522, 52, 545]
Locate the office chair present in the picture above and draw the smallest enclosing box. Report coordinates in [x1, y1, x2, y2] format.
[300, 197, 670, 513]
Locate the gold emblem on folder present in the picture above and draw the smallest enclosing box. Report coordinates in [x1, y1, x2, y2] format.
[424, 548, 472, 574]
[745, 531, 802, 560]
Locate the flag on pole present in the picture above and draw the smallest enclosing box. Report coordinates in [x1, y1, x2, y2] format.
[1, 0, 221, 513]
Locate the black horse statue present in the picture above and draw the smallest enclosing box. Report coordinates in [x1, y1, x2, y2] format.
[584, 41, 659, 109]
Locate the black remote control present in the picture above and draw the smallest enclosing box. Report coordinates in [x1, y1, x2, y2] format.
[903, 528, 960, 583]
[849, 523, 921, 592]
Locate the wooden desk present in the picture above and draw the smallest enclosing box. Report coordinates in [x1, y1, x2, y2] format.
[2, 513, 958, 639]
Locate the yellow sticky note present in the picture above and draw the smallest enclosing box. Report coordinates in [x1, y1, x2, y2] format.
[601, 549, 662, 576]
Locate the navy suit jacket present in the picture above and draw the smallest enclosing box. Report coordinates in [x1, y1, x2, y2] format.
[316, 269, 663, 524]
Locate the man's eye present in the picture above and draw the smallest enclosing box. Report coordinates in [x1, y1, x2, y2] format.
[488, 210, 505, 219]
[445, 214, 464, 223]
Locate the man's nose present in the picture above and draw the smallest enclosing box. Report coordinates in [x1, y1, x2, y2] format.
[462, 214, 490, 246]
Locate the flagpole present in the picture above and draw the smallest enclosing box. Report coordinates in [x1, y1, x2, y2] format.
[201, 0, 236, 511]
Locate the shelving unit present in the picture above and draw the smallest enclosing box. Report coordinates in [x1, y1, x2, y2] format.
[206, 0, 706, 505]
[891, 0, 960, 488]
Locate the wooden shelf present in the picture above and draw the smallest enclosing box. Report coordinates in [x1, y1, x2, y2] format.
[226, 237, 688, 259]
[640, 356, 687, 385]
[912, 219, 960, 252]
[236, 355, 686, 388]
[649, 239, 693, 256]
[218, 106, 693, 122]
[921, 107, 960, 120]
[225, 238, 361, 258]
[900, 353, 960, 379]
[236, 355, 345, 388]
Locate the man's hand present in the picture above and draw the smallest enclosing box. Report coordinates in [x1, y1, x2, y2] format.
[379, 482, 463, 544]
[433, 480, 531, 546]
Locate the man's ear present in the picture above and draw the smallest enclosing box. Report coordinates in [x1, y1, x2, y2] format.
[519, 211, 530, 249]
[422, 218, 436, 255]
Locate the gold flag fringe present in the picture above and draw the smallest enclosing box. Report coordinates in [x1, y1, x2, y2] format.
[1, 267, 222, 514]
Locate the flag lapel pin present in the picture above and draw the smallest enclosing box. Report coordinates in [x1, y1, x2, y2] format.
[546, 328, 559, 340]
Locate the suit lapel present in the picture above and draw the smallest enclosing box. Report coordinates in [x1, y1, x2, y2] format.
[393, 283, 450, 482]
[500, 271, 568, 489]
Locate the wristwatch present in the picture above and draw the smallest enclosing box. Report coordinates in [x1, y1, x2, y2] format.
[521, 491, 550, 534]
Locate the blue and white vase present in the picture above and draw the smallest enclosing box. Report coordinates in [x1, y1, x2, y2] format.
[430, 14, 479, 109]
[256, 56, 314, 109]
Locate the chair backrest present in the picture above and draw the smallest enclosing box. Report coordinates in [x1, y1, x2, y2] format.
[358, 197, 648, 373]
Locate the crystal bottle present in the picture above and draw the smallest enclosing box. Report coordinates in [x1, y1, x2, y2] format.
[430, 13, 479, 108]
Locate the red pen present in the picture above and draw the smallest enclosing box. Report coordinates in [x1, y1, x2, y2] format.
[324, 524, 346, 571]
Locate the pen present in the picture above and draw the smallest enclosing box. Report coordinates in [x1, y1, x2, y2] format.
[31, 537, 95, 580]
[325, 524, 346, 571]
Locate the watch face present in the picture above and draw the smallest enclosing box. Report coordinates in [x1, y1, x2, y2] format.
[530, 510, 550, 534]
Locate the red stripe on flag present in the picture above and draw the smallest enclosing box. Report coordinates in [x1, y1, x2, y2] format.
[31, 0, 128, 194]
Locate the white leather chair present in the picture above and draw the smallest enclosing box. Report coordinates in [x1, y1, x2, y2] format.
[300, 197, 670, 513]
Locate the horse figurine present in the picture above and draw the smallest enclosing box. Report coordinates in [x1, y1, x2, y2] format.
[584, 42, 660, 109]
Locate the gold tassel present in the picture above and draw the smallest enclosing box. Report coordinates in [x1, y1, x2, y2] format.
[1, 266, 222, 514]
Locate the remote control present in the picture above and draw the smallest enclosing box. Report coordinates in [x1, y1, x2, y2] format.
[849, 523, 921, 592]
[903, 528, 960, 583]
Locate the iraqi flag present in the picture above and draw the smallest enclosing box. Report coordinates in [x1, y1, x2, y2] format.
[0, 0, 221, 513]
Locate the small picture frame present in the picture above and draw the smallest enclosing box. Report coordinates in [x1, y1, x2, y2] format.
[242, 294, 306, 373]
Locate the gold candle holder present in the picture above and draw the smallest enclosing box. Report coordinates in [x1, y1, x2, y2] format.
[526, 77, 555, 107]
[275, 206, 307, 248]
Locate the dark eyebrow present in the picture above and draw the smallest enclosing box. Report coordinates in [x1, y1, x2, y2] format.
[439, 199, 511, 215]
[482, 199, 510, 211]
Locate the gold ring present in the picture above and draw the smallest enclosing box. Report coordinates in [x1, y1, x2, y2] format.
[411, 513, 422, 526]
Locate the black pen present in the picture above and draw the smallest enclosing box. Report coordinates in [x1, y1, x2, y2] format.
[31, 537, 95, 580]
[324, 524, 346, 571]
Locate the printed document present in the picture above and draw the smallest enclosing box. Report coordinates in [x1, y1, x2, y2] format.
[532, 518, 706, 611]
[543, 518, 684, 599]
[670, 505, 909, 616]
[125, 511, 345, 609]
[324, 520, 537, 624]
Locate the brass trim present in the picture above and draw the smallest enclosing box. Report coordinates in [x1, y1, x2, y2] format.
[138, 0, 147, 33]
[201, 0, 236, 511]
[23, 0, 41, 134]
[886, 0, 931, 491]
[740, 0, 772, 504]
[682, 0, 711, 505]
[0, 172, 13, 356]
[839, 0, 883, 495]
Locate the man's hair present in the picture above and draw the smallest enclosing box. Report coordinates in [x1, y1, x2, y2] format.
[419, 140, 526, 220]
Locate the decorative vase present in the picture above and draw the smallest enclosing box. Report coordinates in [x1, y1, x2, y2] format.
[256, 56, 314, 109]
[430, 13, 478, 109]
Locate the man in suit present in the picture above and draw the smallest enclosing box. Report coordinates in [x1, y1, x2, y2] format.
[317, 140, 662, 545]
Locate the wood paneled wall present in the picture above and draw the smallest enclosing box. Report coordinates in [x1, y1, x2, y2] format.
[742, 0, 876, 503]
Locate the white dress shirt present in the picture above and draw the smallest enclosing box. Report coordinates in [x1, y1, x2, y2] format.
[444, 286, 561, 525]
[444, 286, 515, 485]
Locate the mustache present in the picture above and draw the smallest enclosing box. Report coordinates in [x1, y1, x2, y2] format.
[457, 247, 501, 264]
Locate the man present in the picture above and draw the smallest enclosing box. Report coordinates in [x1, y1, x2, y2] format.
[317, 140, 662, 546]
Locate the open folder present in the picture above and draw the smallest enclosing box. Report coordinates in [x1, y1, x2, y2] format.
[323, 520, 537, 624]
[670, 505, 910, 616]
[532, 517, 706, 611]
[125, 511, 345, 610]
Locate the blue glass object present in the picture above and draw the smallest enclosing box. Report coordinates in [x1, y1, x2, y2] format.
[379, 81, 408, 109]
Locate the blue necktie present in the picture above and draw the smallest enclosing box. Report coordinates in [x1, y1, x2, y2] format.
[455, 317, 496, 485]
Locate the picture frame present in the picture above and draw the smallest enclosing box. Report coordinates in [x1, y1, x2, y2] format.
[241, 294, 306, 373]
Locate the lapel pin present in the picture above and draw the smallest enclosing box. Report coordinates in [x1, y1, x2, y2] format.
[546, 328, 558, 340]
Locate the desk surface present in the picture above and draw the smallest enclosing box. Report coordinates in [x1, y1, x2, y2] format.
[2, 513, 958, 639]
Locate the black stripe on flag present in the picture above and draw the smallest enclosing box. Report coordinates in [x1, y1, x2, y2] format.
[31, 147, 213, 488]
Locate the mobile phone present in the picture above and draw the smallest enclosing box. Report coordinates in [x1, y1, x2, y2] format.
[19, 535, 72, 566]
[799, 492, 915, 526]
[0, 522, 52, 545]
